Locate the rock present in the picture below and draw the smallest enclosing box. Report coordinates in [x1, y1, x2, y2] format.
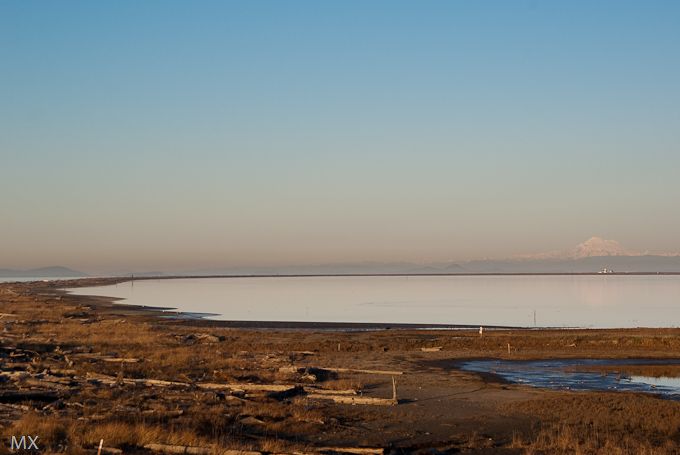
[223, 395, 246, 405]
[178, 333, 225, 344]
[195, 333, 223, 343]
[239, 416, 265, 426]
[63, 311, 89, 318]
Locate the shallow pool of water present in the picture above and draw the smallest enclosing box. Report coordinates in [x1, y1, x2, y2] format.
[459, 358, 680, 399]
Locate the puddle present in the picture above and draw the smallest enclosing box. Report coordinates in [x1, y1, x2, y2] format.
[459, 358, 680, 399]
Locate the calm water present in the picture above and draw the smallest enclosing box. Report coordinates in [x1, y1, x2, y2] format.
[459, 359, 680, 399]
[66, 275, 680, 328]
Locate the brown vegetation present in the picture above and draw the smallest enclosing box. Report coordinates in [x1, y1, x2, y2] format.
[507, 392, 680, 454]
[2, 278, 680, 454]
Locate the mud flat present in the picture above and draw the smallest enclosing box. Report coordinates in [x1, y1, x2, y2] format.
[2, 278, 680, 454]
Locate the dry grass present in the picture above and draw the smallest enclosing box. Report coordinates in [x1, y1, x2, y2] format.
[7, 412, 71, 452]
[1, 412, 309, 455]
[322, 378, 364, 391]
[506, 392, 680, 454]
[512, 424, 678, 454]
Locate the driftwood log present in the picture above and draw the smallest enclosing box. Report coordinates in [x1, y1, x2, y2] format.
[306, 394, 396, 406]
[83, 373, 398, 405]
[197, 382, 298, 393]
[281, 366, 403, 376]
[86, 373, 189, 388]
[304, 387, 356, 396]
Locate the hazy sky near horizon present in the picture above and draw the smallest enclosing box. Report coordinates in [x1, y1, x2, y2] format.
[2, 1, 680, 273]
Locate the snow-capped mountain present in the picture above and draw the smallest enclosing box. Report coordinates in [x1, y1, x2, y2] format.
[518, 237, 640, 260]
[448, 237, 680, 273]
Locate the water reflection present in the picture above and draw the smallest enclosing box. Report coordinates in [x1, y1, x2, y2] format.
[67, 275, 680, 327]
[460, 359, 680, 399]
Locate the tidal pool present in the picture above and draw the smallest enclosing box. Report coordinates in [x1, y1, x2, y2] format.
[459, 358, 680, 399]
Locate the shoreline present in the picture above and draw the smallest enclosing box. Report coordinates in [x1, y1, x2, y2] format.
[55, 276, 678, 331]
[7, 275, 680, 342]
[3, 278, 680, 453]
[54, 277, 525, 330]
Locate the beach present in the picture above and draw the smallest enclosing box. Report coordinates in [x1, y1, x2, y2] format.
[2, 278, 680, 454]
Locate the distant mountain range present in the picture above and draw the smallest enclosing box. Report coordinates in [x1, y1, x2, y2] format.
[186, 237, 680, 275]
[6, 238, 680, 278]
[0, 266, 86, 278]
[439, 255, 680, 274]
[433, 237, 680, 273]
[430, 237, 680, 273]
[188, 257, 680, 276]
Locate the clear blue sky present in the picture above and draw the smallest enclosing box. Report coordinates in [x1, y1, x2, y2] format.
[1, 1, 679, 272]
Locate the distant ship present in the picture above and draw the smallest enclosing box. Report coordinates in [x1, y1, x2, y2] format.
[598, 267, 614, 274]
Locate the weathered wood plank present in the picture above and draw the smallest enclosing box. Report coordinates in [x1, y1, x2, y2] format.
[306, 393, 396, 406]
